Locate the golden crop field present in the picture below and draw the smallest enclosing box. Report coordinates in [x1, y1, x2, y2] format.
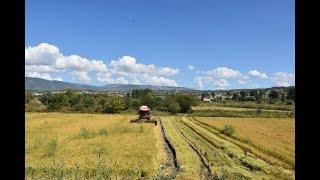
[196, 117, 295, 166]
[26, 113, 294, 179]
[25, 112, 164, 179]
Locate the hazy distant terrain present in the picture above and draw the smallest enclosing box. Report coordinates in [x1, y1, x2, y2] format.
[25, 77, 192, 92]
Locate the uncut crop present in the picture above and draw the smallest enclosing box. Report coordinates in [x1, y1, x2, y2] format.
[25, 112, 162, 179]
[196, 117, 295, 166]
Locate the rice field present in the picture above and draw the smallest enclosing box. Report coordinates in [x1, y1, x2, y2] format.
[25, 112, 163, 179]
[26, 112, 295, 179]
[196, 117, 295, 165]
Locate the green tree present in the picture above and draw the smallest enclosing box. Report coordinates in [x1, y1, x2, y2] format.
[286, 87, 295, 102]
[239, 91, 248, 101]
[103, 96, 125, 113]
[268, 90, 279, 100]
[167, 99, 180, 114]
[25, 92, 34, 104]
[249, 90, 258, 98]
[174, 94, 197, 113]
[232, 92, 240, 101]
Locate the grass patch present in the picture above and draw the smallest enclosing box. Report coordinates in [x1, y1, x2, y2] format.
[98, 127, 108, 136]
[208, 101, 294, 111]
[43, 138, 58, 157]
[222, 125, 235, 136]
[75, 128, 96, 139]
[190, 109, 294, 118]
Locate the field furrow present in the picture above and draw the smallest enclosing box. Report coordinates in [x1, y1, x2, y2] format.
[191, 117, 294, 169]
[177, 117, 294, 179]
[161, 117, 202, 179]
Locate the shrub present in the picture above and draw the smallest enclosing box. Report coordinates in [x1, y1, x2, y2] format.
[167, 100, 180, 114]
[222, 125, 235, 136]
[139, 126, 144, 133]
[25, 99, 46, 112]
[173, 94, 198, 113]
[103, 96, 126, 113]
[98, 128, 108, 136]
[76, 128, 96, 139]
[43, 138, 58, 157]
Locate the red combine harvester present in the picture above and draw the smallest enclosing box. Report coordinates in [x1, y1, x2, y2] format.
[130, 105, 157, 125]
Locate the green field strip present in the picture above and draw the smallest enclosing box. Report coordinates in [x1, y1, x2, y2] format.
[173, 117, 278, 179]
[190, 117, 294, 169]
[170, 117, 215, 179]
[172, 118, 257, 179]
[179, 117, 293, 179]
[161, 117, 202, 179]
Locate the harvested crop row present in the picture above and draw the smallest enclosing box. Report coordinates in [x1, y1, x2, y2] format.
[154, 118, 178, 179]
[179, 117, 294, 179]
[161, 117, 202, 179]
[190, 117, 294, 169]
[170, 117, 215, 179]
[175, 117, 276, 179]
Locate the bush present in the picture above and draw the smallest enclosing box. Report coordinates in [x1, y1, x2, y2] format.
[98, 128, 108, 136]
[43, 138, 58, 157]
[173, 94, 198, 113]
[103, 96, 125, 113]
[75, 128, 96, 139]
[222, 125, 235, 136]
[25, 99, 46, 112]
[167, 100, 180, 114]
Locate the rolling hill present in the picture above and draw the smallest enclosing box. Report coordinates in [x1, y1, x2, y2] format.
[25, 77, 192, 92]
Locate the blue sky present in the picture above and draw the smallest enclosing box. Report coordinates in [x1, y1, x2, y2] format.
[25, 0, 295, 90]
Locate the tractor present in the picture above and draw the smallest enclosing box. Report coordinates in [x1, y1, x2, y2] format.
[130, 105, 157, 125]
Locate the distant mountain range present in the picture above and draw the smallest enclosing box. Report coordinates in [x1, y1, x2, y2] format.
[25, 77, 192, 92]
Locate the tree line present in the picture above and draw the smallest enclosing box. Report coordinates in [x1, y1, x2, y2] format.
[201, 87, 295, 104]
[25, 89, 198, 114]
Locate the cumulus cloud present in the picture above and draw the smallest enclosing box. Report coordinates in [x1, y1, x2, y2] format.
[193, 76, 230, 90]
[110, 56, 179, 76]
[247, 70, 268, 79]
[273, 72, 295, 87]
[142, 74, 178, 86]
[25, 71, 62, 81]
[25, 43, 61, 65]
[72, 71, 91, 83]
[187, 65, 194, 70]
[25, 43, 180, 86]
[114, 77, 129, 84]
[193, 67, 251, 89]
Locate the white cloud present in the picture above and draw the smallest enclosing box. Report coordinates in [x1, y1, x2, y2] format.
[207, 67, 243, 79]
[247, 70, 268, 79]
[142, 74, 178, 86]
[72, 71, 91, 83]
[214, 79, 230, 87]
[187, 65, 194, 70]
[193, 76, 230, 90]
[26, 43, 179, 86]
[273, 72, 295, 87]
[114, 77, 129, 84]
[110, 56, 179, 77]
[25, 65, 58, 73]
[25, 43, 61, 65]
[25, 71, 62, 81]
[194, 67, 251, 89]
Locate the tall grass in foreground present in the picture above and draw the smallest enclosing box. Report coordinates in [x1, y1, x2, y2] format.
[43, 138, 58, 157]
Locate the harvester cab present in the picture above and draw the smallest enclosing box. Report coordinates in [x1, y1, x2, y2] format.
[130, 105, 157, 125]
[138, 105, 151, 120]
